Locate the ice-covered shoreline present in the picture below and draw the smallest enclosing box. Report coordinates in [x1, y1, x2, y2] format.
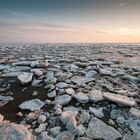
[0, 44, 140, 140]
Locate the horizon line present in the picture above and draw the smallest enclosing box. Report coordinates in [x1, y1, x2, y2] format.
[1, 42, 140, 45]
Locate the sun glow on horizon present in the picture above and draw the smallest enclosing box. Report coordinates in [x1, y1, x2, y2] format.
[0, 0, 140, 43]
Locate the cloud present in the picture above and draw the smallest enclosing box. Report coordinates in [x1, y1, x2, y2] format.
[1, 21, 139, 43]
[0, 21, 112, 43]
[118, 3, 127, 8]
[0, 21, 110, 35]
[1, 10, 33, 19]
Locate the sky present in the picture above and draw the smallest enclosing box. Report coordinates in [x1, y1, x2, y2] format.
[0, 0, 140, 43]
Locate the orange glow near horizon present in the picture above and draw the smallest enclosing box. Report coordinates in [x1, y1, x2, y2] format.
[0, 23, 140, 43]
[0, 0, 140, 43]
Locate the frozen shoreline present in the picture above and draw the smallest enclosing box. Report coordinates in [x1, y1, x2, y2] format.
[0, 43, 140, 140]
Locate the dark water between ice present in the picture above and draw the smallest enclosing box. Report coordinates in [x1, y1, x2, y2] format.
[0, 77, 111, 124]
[0, 77, 49, 123]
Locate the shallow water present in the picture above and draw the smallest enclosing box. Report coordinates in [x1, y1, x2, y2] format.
[0, 77, 48, 123]
[0, 77, 112, 124]
[0, 43, 140, 127]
